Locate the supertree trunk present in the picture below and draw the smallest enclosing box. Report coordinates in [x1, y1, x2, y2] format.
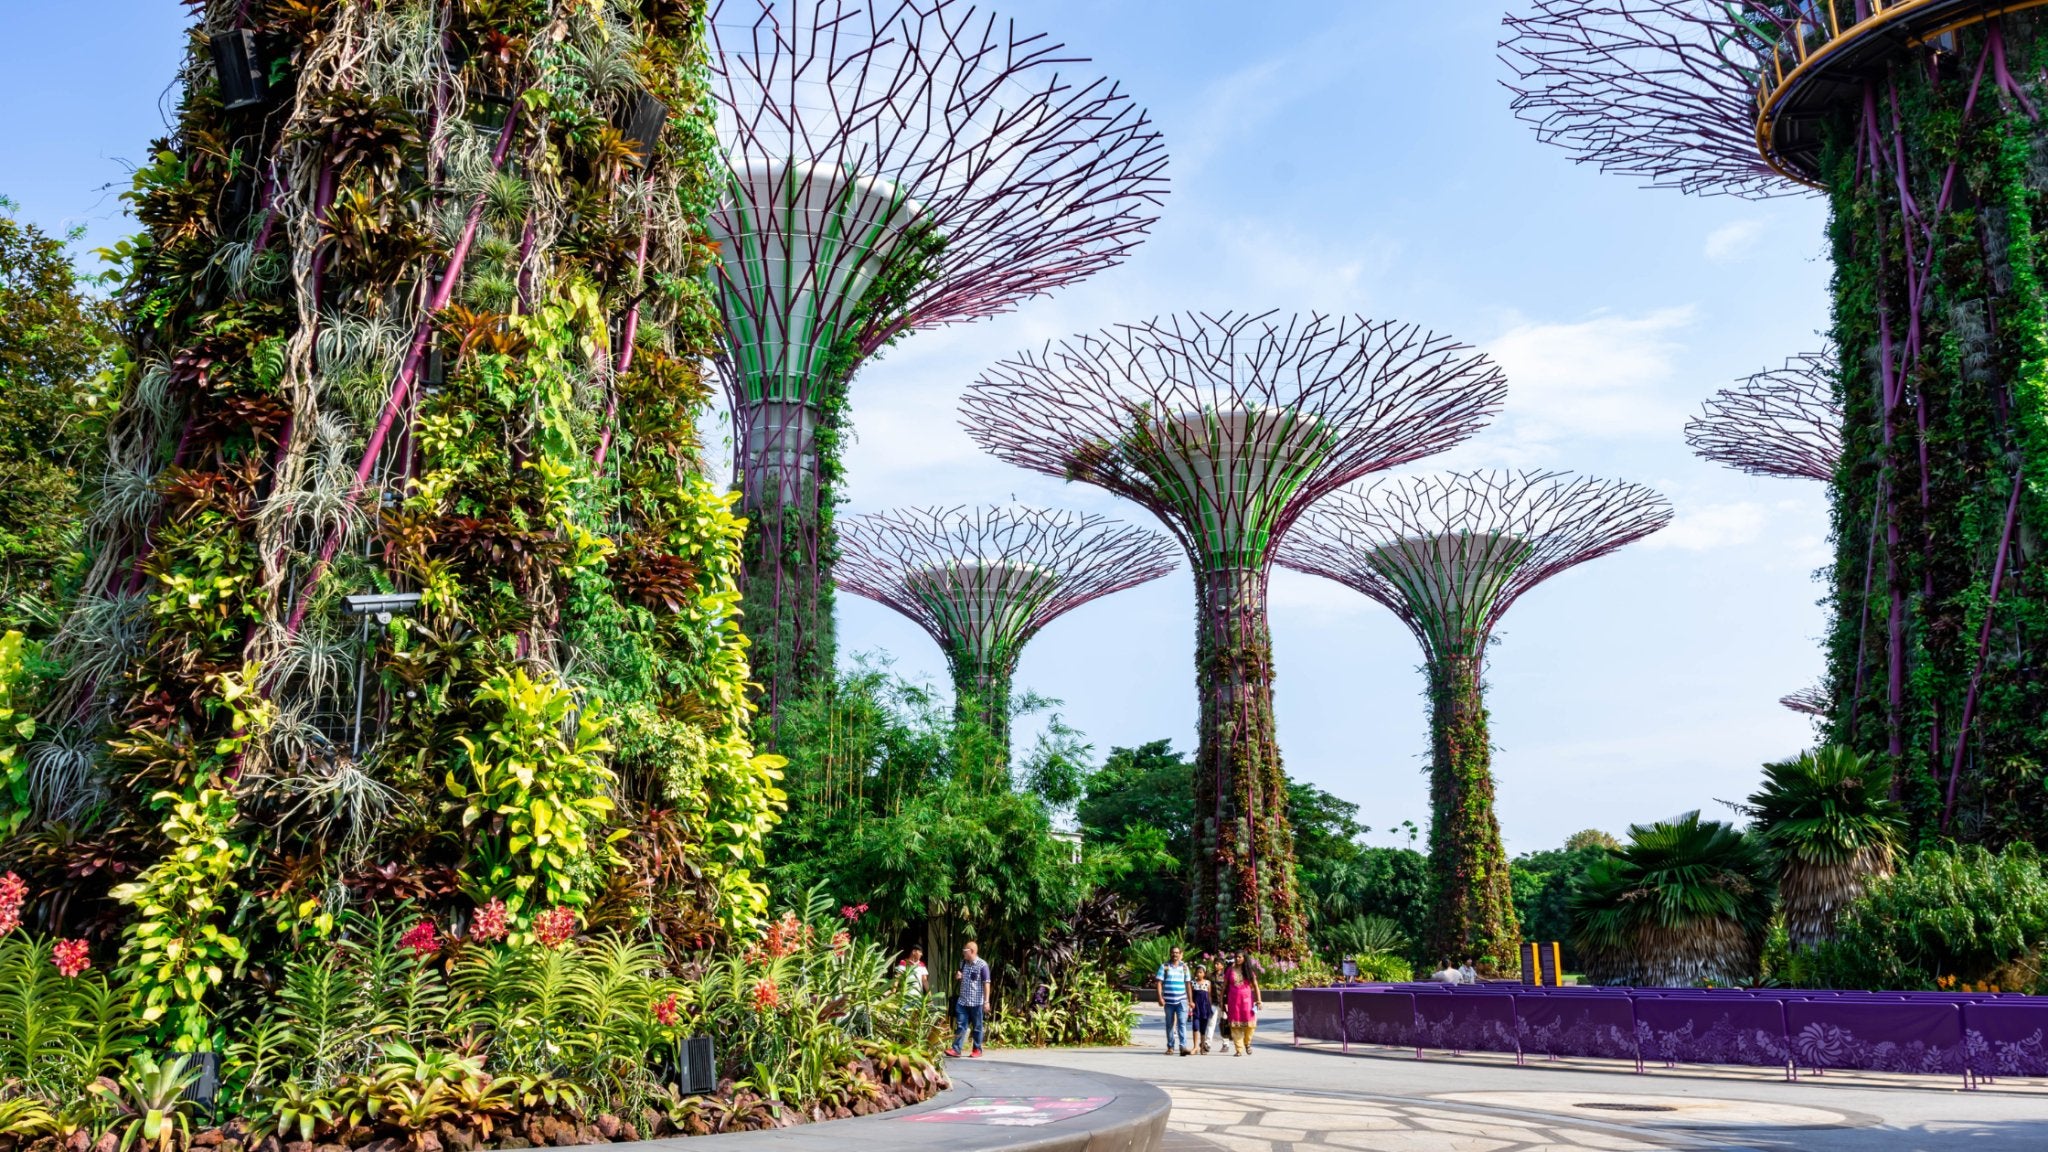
[1817, 18, 2048, 846]
[1423, 654, 1518, 974]
[949, 654, 1015, 756]
[1191, 566, 1306, 955]
[736, 397, 834, 727]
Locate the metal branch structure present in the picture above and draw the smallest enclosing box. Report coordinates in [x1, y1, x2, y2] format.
[1685, 352, 1843, 481]
[1505, 0, 2048, 845]
[1278, 470, 1671, 975]
[961, 311, 1509, 954]
[1782, 683, 1830, 716]
[837, 505, 1177, 748]
[1499, 0, 1798, 197]
[708, 0, 1168, 721]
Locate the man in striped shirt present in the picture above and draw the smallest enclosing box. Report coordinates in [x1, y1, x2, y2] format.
[1154, 945, 1192, 1056]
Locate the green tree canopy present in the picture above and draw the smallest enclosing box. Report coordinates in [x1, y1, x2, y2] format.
[0, 201, 115, 626]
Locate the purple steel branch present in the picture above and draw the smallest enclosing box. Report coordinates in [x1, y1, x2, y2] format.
[1500, 0, 1801, 198]
[836, 504, 1177, 683]
[1685, 352, 1843, 482]
[1275, 470, 1673, 662]
[960, 311, 1509, 563]
[708, 0, 1168, 377]
[1781, 684, 1830, 717]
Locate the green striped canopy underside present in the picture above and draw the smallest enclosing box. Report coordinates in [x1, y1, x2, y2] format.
[710, 158, 924, 406]
[1121, 406, 1336, 569]
[905, 559, 1062, 678]
[1365, 532, 1535, 661]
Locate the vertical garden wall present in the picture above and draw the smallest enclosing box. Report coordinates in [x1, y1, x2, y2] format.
[7, 0, 781, 1047]
[1816, 16, 2048, 847]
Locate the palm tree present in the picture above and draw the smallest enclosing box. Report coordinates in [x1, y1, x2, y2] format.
[1744, 745, 1904, 950]
[1570, 811, 1774, 987]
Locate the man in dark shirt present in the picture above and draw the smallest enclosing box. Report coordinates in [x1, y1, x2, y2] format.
[947, 940, 992, 1058]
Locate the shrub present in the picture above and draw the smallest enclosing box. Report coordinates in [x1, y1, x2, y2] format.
[985, 967, 1134, 1047]
[1796, 843, 2048, 992]
[1350, 952, 1414, 983]
[1570, 811, 1773, 987]
[1123, 931, 1186, 987]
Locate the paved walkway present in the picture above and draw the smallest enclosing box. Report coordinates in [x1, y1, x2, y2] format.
[985, 1001, 2048, 1151]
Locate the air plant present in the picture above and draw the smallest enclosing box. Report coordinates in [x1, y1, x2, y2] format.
[91, 464, 163, 532]
[284, 752, 402, 857]
[51, 591, 149, 695]
[24, 729, 105, 825]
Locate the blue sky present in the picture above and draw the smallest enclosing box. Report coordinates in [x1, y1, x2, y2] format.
[1, 1, 1835, 854]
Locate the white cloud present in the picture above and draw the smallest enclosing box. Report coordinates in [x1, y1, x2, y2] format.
[1644, 501, 1767, 551]
[1448, 307, 1694, 464]
[1704, 219, 1767, 264]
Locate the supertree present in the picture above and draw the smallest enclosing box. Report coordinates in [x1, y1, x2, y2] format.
[961, 311, 1508, 954]
[1503, 1, 2048, 844]
[19, 1, 787, 1044]
[706, 0, 1168, 721]
[1685, 352, 1843, 482]
[1277, 471, 1671, 973]
[836, 505, 1177, 748]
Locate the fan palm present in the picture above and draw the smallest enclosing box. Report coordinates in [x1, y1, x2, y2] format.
[1570, 811, 1773, 987]
[1744, 745, 1904, 949]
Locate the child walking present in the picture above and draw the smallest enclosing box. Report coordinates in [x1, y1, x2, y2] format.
[1190, 965, 1215, 1054]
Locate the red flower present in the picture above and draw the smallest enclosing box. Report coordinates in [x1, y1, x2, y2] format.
[751, 978, 780, 1011]
[399, 918, 440, 958]
[653, 991, 682, 1027]
[471, 898, 509, 943]
[839, 902, 869, 922]
[52, 939, 90, 978]
[534, 906, 578, 949]
[0, 872, 25, 936]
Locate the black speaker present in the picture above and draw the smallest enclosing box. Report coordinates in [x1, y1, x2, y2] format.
[619, 90, 669, 167]
[210, 31, 266, 110]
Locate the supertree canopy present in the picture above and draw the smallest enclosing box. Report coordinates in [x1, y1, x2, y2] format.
[1278, 470, 1670, 974]
[1504, 0, 2048, 845]
[707, 0, 1168, 721]
[961, 311, 1507, 954]
[1685, 352, 1843, 482]
[837, 505, 1177, 747]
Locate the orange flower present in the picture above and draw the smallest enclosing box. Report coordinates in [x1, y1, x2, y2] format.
[751, 977, 780, 1011]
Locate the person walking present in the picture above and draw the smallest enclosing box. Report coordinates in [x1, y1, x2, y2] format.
[946, 941, 991, 1058]
[1153, 944, 1192, 1056]
[1190, 964, 1216, 1054]
[1223, 954, 1262, 1056]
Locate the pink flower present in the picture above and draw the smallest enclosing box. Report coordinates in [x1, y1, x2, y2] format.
[471, 898, 509, 943]
[534, 906, 578, 949]
[653, 991, 682, 1027]
[751, 978, 779, 1011]
[839, 902, 869, 922]
[399, 918, 440, 958]
[52, 939, 90, 978]
[0, 873, 26, 936]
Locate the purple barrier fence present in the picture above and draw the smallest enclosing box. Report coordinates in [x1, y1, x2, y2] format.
[1342, 989, 1419, 1049]
[1965, 1001, 2048, 1079]
[1786, 1000, 1966, 1083]
[1294, 986, 2045, 1089]
[1633, 996, 1791, 1074]
[1412, 989, 1519, 1056]
[1516, 993, 1639, 1066]
[1293, 988, 1344, 1045]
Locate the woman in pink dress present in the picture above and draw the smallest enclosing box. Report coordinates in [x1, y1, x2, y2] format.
[1222, 955, 1262, 1055]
